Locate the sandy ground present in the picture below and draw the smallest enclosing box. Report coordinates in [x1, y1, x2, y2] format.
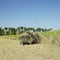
[0, 37, 60, 60]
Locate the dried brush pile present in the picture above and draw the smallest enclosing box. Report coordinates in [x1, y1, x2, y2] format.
[19, 32, 41, 45]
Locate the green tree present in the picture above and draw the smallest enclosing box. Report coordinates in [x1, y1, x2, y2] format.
[17, 27, 21, 34]
[4, 27, 8, 30]
[41, 28, 45, 32]
[32, 28, 35, 32]
[2, 29, 4, 35]
[0, 27, 4, 35]
[4, 27, 9, 35]
[20, 26, 24, 33]
[9, 28, 16, 35]
[36, 28, 42, 32]
[0, 27, 2, 35]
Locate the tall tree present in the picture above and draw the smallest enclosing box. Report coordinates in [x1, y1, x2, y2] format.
[9, 28, 16, 35]
[4, 27, 9, 35]
[24, 27, 27, 32]
[0, 27, 2, 35]
[41, 28, 45, 32]
[20, 26, 24, 33]
[17, 27, 21, 34]
[0, 28, 4, 35]
[36, 28, 42, 32]
[2, 29, 4, 35]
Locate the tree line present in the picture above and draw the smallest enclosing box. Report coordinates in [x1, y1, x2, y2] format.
[0, 26, 52, 36]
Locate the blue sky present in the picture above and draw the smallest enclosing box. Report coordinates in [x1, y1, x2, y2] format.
[0, 0, 60, 29]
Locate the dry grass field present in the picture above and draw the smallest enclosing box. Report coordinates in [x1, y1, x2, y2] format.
[0, 31, 60, 60]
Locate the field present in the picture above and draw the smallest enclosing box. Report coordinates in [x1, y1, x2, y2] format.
[0, 30, 60, 60]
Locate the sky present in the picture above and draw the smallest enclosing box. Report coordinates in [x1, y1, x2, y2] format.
[0, 0, 60, 29]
